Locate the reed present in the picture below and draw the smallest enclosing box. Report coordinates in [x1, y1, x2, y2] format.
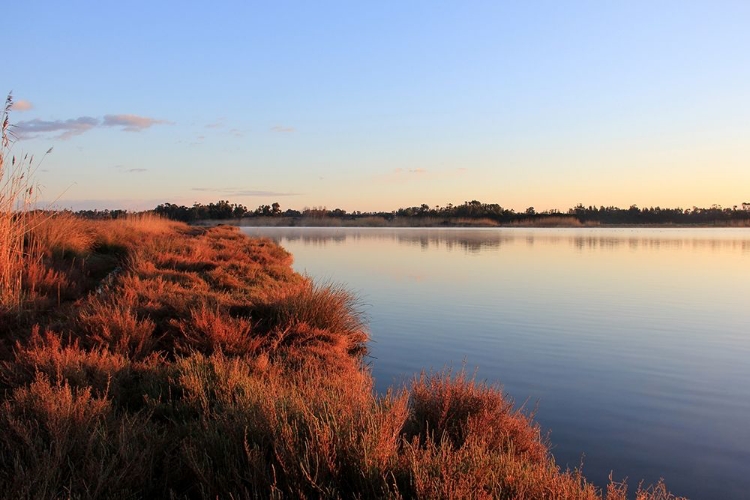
[508, 215, 590, 227]
[0, 94, 42, 311]
[27, 211, 95, 257]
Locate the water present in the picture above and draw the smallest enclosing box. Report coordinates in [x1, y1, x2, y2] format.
[241, 227, 750, 499]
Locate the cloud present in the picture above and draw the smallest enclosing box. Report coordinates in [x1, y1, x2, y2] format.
[15, 117, 99, 139]
[103, 114, 171, 132]
[15, 112, 171, 140]
[230, 128, 244, 138]
[393, 168, 428, 175]
[10, 99, 33, 112]
[191, 187, 300, 197]
[114, 165, 147, 173]
[271, 125, 295, 133]
[205, 119, 225, 129]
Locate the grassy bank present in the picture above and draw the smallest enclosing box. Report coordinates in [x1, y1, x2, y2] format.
[0, 210, 685, 499]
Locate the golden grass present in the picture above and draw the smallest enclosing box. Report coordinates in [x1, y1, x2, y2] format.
[0, 95, 43, 311]
[508, 215, 596, 227]
[27, 211, 95, 257]
[459, 217, 500, 226]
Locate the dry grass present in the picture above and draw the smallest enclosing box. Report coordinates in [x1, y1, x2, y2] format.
[0, 95, 44, 312]
[726, 218, 750, 227]
[0, 373, 161, 499]
[452, 217, 500, 227]
[27, 211, 95, 257]
[508, 215, 597, 227]
[406, 369, 547, 462]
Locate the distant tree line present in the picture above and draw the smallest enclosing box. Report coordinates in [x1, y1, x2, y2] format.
[67, 209, 129, 220]
[274, 200, 750, 225]
[564, 203, 750, 225]
[153, 201, 249, 222]
[140, 199, 750, 225]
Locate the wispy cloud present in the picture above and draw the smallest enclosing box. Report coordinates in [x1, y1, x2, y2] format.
[192, 187, 301, 197]
[10, 99, 33, 112]
[16, 113, 171, 140]
[102, 114, 171, 132]
[114, 165, 148, 174]
[205, 118, 225, 129]
[393, 168, 428, 175]
[15, 117, 99, 140]
[271, 125, 295, 133]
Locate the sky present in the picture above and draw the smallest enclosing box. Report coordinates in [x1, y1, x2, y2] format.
[5, 1, 750, 213]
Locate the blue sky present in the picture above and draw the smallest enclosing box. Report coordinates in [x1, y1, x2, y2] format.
[5, 1, 750, 212]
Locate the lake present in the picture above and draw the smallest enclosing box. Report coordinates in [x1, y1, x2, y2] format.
[241, 227, 750, 499]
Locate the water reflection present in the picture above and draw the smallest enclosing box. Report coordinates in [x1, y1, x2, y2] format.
[257, 228, 513, 253]
[243, 227, 750, 254]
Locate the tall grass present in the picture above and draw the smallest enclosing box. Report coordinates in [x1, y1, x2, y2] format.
[508, 215, 593, 227]
[27, 211, 95, 257]
[0, 95, 40, 311]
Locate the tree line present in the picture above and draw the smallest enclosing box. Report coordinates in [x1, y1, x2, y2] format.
[72, 199, 750, 225]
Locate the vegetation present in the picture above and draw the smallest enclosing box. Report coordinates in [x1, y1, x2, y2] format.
[149, 199, 750, 227]
[154, 200, 249, 222]
[1, 94, 39, 310]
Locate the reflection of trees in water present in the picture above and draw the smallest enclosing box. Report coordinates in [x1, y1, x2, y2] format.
[390, 231, 510, 253]
[241, 229, 347, 246]
[569, 235, 750, 252]
[281, 234, 347, 246]
[241, 228, 750, 254]
[241, 228, 512, 252]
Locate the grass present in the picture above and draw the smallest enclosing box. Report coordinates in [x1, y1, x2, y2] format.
[508, 215, 599, 227]
[0, 94, 42, 312]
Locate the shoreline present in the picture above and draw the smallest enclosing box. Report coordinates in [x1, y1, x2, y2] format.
[194, 216, 750, 229]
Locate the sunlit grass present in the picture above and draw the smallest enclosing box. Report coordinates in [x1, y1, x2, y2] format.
[0, 95, 43, 311]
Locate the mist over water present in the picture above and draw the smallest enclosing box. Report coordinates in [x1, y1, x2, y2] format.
[242, 227, 750, 499]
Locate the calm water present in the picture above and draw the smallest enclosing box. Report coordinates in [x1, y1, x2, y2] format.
[241, 227, 750, 499]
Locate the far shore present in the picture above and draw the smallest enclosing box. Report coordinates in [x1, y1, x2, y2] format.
[192, 215, 750, 229]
